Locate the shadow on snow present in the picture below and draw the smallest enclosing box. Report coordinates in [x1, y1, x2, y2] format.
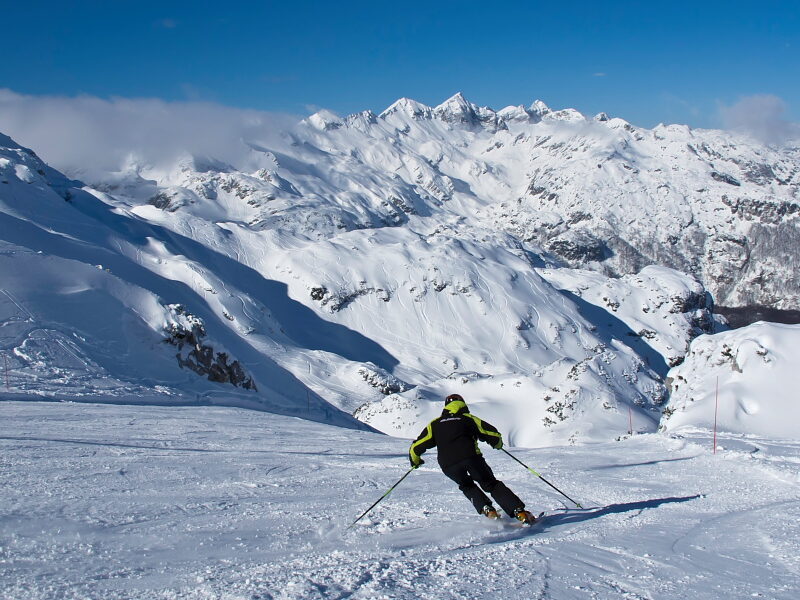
[542, 494, 702, 529]
[588, 455, 701, 470]
[0, 184, 400, 429]
[558, 288, 670, 378]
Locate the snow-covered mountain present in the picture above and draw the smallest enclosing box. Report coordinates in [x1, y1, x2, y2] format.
[2, 92, 797, 443]
[3, 96, 800, 600]
[0, 133, 363, 428]
[1, 124, 718, 444]
[83, 93, 798, 313]
[663, 321, 800, 439]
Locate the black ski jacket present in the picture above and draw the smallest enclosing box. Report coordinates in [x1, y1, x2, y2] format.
[409, 399, 503, 469]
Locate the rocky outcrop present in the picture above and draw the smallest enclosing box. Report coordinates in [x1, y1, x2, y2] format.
[164, 305, 256, 390]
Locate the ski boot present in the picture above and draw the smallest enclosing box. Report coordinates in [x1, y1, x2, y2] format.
[514, 508, 537, 526]
[482, 505, 500, 520]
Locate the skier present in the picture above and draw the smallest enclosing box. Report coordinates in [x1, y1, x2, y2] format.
[409, 393, 538, 524]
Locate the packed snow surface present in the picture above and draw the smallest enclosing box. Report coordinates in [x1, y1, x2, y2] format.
[2, 401, 799, 599]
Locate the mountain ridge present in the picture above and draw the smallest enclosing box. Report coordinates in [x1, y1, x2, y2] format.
[294, 94, 800, 311]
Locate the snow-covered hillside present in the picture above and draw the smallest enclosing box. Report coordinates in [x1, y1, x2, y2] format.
[2, 129, 712, 444]
[2, 90, 798, 442]
[0, 133, 365, 428]
[2, 95, 800, 599]
[2, 401, 799, 599]
[663, 322, 800, 439]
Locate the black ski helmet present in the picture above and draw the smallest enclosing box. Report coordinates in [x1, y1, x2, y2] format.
[445, 393, 464, 404]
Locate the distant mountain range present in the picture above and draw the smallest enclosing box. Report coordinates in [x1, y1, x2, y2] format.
[79, 93, 800, 314]
[1, 93, 798, 444]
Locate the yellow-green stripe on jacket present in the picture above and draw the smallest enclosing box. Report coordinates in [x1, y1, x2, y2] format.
[409, 422, 436, 466]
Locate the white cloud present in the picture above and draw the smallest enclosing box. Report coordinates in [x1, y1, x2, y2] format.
[0, 89, 300, 176]
[719, 94, 800, 145]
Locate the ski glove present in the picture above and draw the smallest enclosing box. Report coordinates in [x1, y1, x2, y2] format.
[410, 457, 424, 468]
[493, 438, 503, 450]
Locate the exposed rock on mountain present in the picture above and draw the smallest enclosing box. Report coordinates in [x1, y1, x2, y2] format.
[164, 304, 256, 390]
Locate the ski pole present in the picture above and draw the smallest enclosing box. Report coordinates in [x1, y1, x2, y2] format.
[348, 466, 416, 529]
[502, 449, 583, 509]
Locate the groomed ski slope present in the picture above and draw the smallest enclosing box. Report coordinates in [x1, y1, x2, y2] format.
[2, 401, 798, 599]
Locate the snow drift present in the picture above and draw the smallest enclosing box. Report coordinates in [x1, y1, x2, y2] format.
[663, 322, 800, 439]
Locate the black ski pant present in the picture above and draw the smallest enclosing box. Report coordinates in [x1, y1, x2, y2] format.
[441, 455, 525, 517]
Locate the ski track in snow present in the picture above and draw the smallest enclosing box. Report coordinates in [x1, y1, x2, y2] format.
[1, 402, 798, 599]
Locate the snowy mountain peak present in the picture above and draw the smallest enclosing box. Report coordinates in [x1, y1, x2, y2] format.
[435, 91, 471, 110]
[0, 132, 24, 149]
[529, 99, 551, 117]
[603, 116, 636, 131]
[497, 104, 541, 124]
[375, 94, 579, 131]
[379, 97, 433, 120]
[0, 131, 77, 195]
[305, 109, 344, 131]
[344, 109, 379, 129]
[433, 92, 479, 122]
[432, 92, 506, 131]
[542, 107, 586, 122]
[652, 122, 694, 139]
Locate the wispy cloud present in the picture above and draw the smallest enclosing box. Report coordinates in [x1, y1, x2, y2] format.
[592, 72, 607, 77]
[0, 89, 300, 176]
[154, 18, 178, 29]
[719, 94, 800, 145]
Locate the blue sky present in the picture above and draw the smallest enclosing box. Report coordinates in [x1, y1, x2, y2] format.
[2, 0, 798, 127]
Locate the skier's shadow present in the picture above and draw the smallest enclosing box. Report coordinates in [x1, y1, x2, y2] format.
[540, 494, 702, 529]
[589, 456, 700, 470]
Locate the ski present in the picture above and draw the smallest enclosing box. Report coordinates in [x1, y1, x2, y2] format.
[510, 511, 545, 528]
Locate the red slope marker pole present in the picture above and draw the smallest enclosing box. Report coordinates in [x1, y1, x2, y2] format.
[307, 363, 311, 413]
[713, 376, 719, 455]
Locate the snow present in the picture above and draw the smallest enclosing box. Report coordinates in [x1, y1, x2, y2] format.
[1, 401, 799, 599]
[540, 265, 716, 371]
[3, 129, 702, 445]
[1, 95, 800, 597]
[306, 110, 343, 132]
[663, 322, 800, 439]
